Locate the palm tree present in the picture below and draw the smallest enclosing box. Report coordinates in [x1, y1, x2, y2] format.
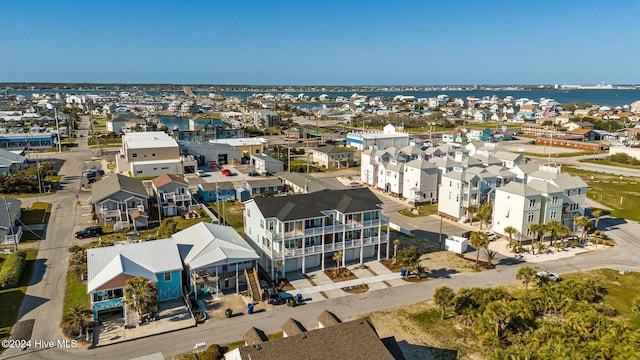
[572, 213, 579, 239]
[465, 205, 478, 226]
[469, 231, 489, 268]
[545, 220, 562, 246]
[592, 209, 602, 230]
[274, 260, 283, 286]
[65, 304, 90, 336]
[529, 223, 545, 245]
[483, 249, 498, 267]
[392, 239, 400, 264]
[503, 226, 518, 246]
[516, 265, 537, 294]
[556, 225, 571, 248]
[575, 216, 591, 243]
[477, 202, 493, 230]
[484, 300, 511, 339]
[332, 251, 343, 272]
[124, 276, 158, 320]
[433, 286, 456, 320]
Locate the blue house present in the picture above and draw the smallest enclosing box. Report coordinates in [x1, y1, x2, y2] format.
[87, 238, 183, 323]
[198, 181, 236, 202]
[465, 127, 493, 142]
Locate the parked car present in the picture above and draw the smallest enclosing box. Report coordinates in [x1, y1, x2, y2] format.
[461, 231, 472, 238]
[195, 170, 208, 177]
[536, 271, 561, 282]
[248, 169, 259, 176]
[75, 226, 104, 239]
[264, 286, 283, 305]
[221, 169, 232, 176]
[484, 231, 496, 241]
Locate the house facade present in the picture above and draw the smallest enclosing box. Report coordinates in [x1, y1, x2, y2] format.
[243, 188, 390, 277]
[118, 132, 197, 178]
[0, 197, 22, 245]
[197, 182, 236, 202]
[91, 174, 150, 231]
[402, 158, 439, 204]
[151, 174, 193, 217]
[311, 146, 354, 169]
[87, 238, 183, 323]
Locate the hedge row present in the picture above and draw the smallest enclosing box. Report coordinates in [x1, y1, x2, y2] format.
[0, 251, 26, 289]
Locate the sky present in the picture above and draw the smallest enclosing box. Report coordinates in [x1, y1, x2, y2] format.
[1, 0, 639, 85]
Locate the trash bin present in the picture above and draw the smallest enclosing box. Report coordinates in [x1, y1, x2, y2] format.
[400, 269, 406, 277]
[247, 303, 254, 314]
[296, 294, 302, 304]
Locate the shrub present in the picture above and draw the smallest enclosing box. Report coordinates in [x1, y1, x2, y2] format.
[0, 251, 26, 289]
[198, 344, 222, 360]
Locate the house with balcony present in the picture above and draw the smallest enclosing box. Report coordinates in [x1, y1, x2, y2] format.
[87, 238, 183, 324]
[360, 148, 392, 186]
[311, 146, 355, 169]
[173, 222, 259, 299]
[402, 158, 438, 205]
[117, 131, 197, 178]
[91, 174, 150, 231]
[243, 188, 390, 277]
[0, 197, 22, 246]
[151, 174, 193, 217]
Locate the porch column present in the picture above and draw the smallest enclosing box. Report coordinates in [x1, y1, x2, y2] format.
[385, 223, 390, 259]
[377, 220, 381, 261]
[215, 267, 219, 299]
[360, 228, 364, 264]
[321, 227, 325, 271]
[342, 224, 346, 267]
[235, 263, 239, 294]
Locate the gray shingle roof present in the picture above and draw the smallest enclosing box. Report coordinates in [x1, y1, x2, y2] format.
[253, 188, 382, 221]
[199, 181, 235, 192]
[404, 158, 436, 170]
[278, 173, 334, 193]
[498, 182, 542, 197]
[91, 174, 149, 204]
[0, 197, 21, 229]
[237, 316, 398, 360]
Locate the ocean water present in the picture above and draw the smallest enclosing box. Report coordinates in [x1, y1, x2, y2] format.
[7, 88, 640, 107]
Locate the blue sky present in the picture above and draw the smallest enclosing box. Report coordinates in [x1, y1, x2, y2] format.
[1, 0, 638, 85]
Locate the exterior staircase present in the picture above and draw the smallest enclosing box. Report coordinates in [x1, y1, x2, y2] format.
[245, 268, 262, 303]
[113, 219, 130, 233]
[124, 303, 139, 328]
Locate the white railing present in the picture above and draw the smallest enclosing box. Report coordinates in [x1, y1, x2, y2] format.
[272, 235, 389, 258]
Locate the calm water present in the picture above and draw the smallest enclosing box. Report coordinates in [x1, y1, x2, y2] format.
[7, 88, 640, 106]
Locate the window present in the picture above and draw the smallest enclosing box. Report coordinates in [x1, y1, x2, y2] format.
[132, 153, 138, 158]
[552, 196, 558, 204]
[260, 219, 264, 229]
[152, 153, 156, 157]
[246, 209, 250, 217]
[550, 209, 557, 219]
[527, 212, 535, 223]
[136, 170, 143, 174]
[529, 199, 536, 208]
[164, 272, 171, 282]
[255, 149, 260, 154]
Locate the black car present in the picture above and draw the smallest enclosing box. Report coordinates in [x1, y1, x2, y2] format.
[75, 226, 104, 239]
[461, 231, 472, 238]
[264, 286, 283, 305]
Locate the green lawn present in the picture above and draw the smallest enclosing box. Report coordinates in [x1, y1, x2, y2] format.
[20, 202, 52, 225]
[580, 158, 640, 170]
[563, 166, 640, 221]
[0, 250, 37, 349]
[398, 204, 438, 218]
[207, 202, 244, 236]
[62, 269, 90, 322]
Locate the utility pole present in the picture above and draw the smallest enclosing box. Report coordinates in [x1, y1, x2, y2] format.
[54, 108, 62, 153]
[438, 213, 444, 249]
[4, 196, 17, 252]
[287, 144, 291, 173]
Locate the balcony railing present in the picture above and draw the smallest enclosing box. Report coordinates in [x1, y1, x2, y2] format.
[270, 234, 389, 258]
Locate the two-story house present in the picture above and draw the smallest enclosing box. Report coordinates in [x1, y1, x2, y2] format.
[243, 188, 390, 277]
[91, 174, 150, 231]
[311, 146, 355, 169]
[151, 174, 193, 217]
[402, 158, 439, 205]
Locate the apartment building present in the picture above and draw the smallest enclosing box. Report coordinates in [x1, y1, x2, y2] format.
[243, 188, 390, 277]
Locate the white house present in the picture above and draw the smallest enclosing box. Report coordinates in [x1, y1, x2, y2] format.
[243, 188, 390, 277]
[402, 158, 439, 204]
[345, 124, 409, 150]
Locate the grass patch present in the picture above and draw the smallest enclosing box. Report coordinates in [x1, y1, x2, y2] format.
[562, 268, 640, 328]
[20, 202, 52, 225]
[207, 202, 244, 236]
[62, 269, 90, 323]
[0, 250, 37, 349]
[398, 204, 438, 218]
[580, 158, 640, 170]
[563, 166, 640, 221]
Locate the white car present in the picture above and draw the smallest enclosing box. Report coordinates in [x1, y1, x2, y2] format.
[195, 170, 207, 177]
[536, 271, 561, 282]
[484, 231, 496, 241]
